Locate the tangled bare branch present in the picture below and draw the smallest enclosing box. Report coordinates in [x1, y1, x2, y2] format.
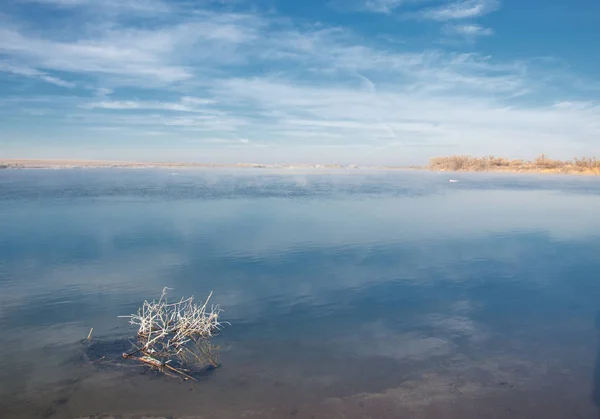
[119, 288, 225, 380]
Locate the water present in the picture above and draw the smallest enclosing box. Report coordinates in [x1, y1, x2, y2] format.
[1, 169, 600, 418]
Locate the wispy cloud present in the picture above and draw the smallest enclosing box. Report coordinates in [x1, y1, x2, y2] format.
[334, 0, 432, 14]
[0, 26, 191, 84]
[442, 23, 494, 39]
[0, 11, 263, 86]
[94, 87, 113, 97]
[0, 62, 75, 87]
[206, 76, 600, 155]
[553, 101, 598, 112]
[414, 0, 500, 21]
[361, 0, 407, 13]
[1, 0, 599, 164]
[81, 97, 217, 113]
[20, 0, 172, 14]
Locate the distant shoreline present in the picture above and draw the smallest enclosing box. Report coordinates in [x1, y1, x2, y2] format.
[0, 158, 413, 171]
[2, 157, 599, 176]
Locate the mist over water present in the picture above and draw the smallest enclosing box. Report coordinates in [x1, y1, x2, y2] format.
[1, 169, 600, 418]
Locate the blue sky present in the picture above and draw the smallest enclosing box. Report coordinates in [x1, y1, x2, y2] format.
[1, 0, 599, 164]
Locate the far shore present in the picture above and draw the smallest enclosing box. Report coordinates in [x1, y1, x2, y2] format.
[428, 155, 600, 176]
[1, 155, 599, 176]
[0, 158, 413, 171]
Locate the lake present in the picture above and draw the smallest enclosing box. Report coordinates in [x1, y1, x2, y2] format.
[1, 169, 600, 418]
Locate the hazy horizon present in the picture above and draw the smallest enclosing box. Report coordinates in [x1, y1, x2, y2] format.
[1, 0, 599, 164]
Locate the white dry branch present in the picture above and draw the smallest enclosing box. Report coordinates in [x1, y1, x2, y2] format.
[119, 288, 225, 380]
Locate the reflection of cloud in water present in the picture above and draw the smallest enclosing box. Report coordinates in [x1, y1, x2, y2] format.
[426, 315, 489, 342]
[159, 190, 600, 256]
[337, 321, 454, 361]
[0, 251, 185, 327]
[2, 208, 598, 337]
[331, 299, 488, 363]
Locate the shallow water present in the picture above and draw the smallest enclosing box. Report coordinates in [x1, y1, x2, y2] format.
[1, 169, 600, 418]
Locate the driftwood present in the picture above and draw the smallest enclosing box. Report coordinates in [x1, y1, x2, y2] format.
[119, 288, 225, 380]
[122, 354, 198, 381]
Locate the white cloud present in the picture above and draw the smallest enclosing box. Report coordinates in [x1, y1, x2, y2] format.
[362, 0, 407, 13]
[203, 76, 600, 160]
[334, 0, 431, 14]
[415, 0, 500, 21]
[82, 101, 151, 110]
[0, 12, 263, 86]
[181, 96, 217, 106]
[443, 23, 494, 38]
[0, 26, 192, 84]
[95, 87, 113, 96]
[20, 0, 172, 14]
[1, 0, 599, 164]
[81, 98, 219, 113]
[553, 101, 597, 111]
[0, 62, 75, 87]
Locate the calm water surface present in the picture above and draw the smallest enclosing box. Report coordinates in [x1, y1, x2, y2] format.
[1, 169, 600, 418]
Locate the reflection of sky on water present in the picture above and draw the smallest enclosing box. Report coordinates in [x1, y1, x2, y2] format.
[1, 169, 600, 417]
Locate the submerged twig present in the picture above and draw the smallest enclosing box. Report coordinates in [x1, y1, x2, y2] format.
[119, 288, 226, 379]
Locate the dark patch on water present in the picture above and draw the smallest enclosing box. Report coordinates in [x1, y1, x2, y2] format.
[78, 337, 220, 383]
[82, 338, 135, 363]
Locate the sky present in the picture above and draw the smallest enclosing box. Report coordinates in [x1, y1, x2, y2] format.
[0, 0, 599, 165]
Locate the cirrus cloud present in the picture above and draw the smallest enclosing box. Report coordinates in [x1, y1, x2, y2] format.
[0, 0, 598, 164]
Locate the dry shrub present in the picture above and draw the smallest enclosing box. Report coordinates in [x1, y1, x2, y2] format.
[120, 288, 226, 380]
[429, 154, 599, 175]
